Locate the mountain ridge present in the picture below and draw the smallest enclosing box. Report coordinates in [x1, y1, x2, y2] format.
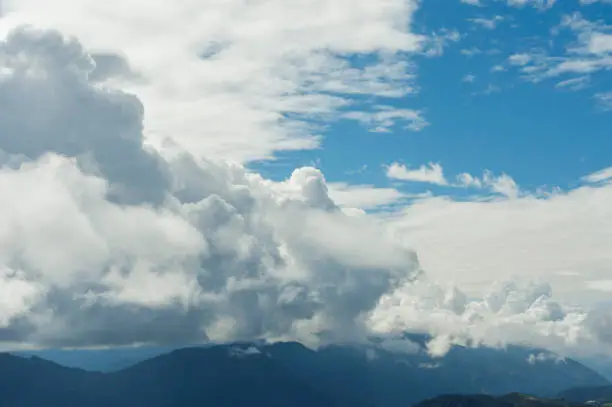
[2, 340, 609, 407]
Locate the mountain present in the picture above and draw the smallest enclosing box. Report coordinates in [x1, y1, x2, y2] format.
[558, 385, 612, 403]
[15, 346, 174, 372]
[2, 340, 608, 407]
[262, 341, 608, 407]
[415, 393, 586, 407]
[0, 345, 366, 407]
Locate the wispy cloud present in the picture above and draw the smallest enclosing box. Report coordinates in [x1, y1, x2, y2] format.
[461, 47, 483, 57]
[342, 106, 429, 132]
[456, 171, 520, 198]
[386, 162, 520, 199]
[461, 0, 483, 5]
[462, 74, 477, 83]
[555, 75, 590, 90]
[582, 167, 612, 183]
[506, 0, 557, 9]
[469, 16, 505, 30]
[595, 92, 612, 110]
[2, 0, 426, 163]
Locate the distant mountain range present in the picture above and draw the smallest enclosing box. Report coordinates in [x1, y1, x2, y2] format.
[2, 338, 609, 407]
[415, 393, 586, 407]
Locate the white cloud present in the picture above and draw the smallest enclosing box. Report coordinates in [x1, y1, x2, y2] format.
[461, 47, 483, 57]
[469, 16, 504, 30]
[507, 14, 612, 96]
[1, 0, 424, 162]
[555, 76, 590, 90]
[387, 163, 448, 186]
[527, 352, 566, 365]
[462, 74, 477, 83]
[0, 27, 423, 349]
[457, 171, 520, 198]
[386, 163, 519, 198]
[508, 53, 532, 66]
[506, 0, 557, 9]
[373, 174, 612, 357]
[582, 166, 612, 183]
[2, 2, 612, 362]
[382, 175, 612, 312]
[342, 105, 429, 133]
[368, 278, 596, 358]
[580, 0, 612, 4]
[422, 29, 462, 58]
[595, 92, 612, 110]
[461, 0, 483, 5]
[328, 183, 407, 211]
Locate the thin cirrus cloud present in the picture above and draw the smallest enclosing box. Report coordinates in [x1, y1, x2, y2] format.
[502, 13, 612, 94]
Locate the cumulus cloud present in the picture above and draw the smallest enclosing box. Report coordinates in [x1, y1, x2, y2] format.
[368, 277, 602, 357]
[1, 15, 611, 361]
[386, 163, 448, 186]
[456, 171, 520, 198]
[382, 176, 612, 321]
[0, 28, 169, 205]
[0, 27, 421, 349]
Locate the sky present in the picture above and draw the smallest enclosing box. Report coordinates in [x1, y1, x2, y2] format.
[0, 0, 611, 358]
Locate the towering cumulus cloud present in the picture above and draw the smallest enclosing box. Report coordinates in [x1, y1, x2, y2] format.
[0, 27, 419, 348]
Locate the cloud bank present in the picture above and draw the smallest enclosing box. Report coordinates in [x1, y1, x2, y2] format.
[0, 27, 421, 348]
[0, 16, 611, 359]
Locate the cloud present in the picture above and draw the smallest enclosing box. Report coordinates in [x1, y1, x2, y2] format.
[555, 76, 590, 90]
[2, 9, 612, 361]
[385, 162, 520, 198]
[504, 13, 612, 100]
[506, 0, 557, 9]
[461, 0, 483, 6]
[327, 183, 408, 211]
[342, 105, 429, 133]
[422, 29, 462, 58]
[1, 0, 424, 162]
[461, 47, 483, 57]
[0, 27, 169, 205]
[582, 166, 612, 183]
[595, 92, 612, 110]
[469, 16, 504, 30]
[527, 352, 566, 365]
[368, 275, 603, 358]
[381, 173, 612, 320]
[462, 74, 477, 83]
[508, 53, 532, 66]
[0, 27, 423, 349]
[386, 163, 448, 186]
[580, 0, 612, 4]
[461, 171, 520, 198]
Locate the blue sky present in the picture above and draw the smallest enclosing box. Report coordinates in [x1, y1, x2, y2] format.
[251, 0, 611, 199]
